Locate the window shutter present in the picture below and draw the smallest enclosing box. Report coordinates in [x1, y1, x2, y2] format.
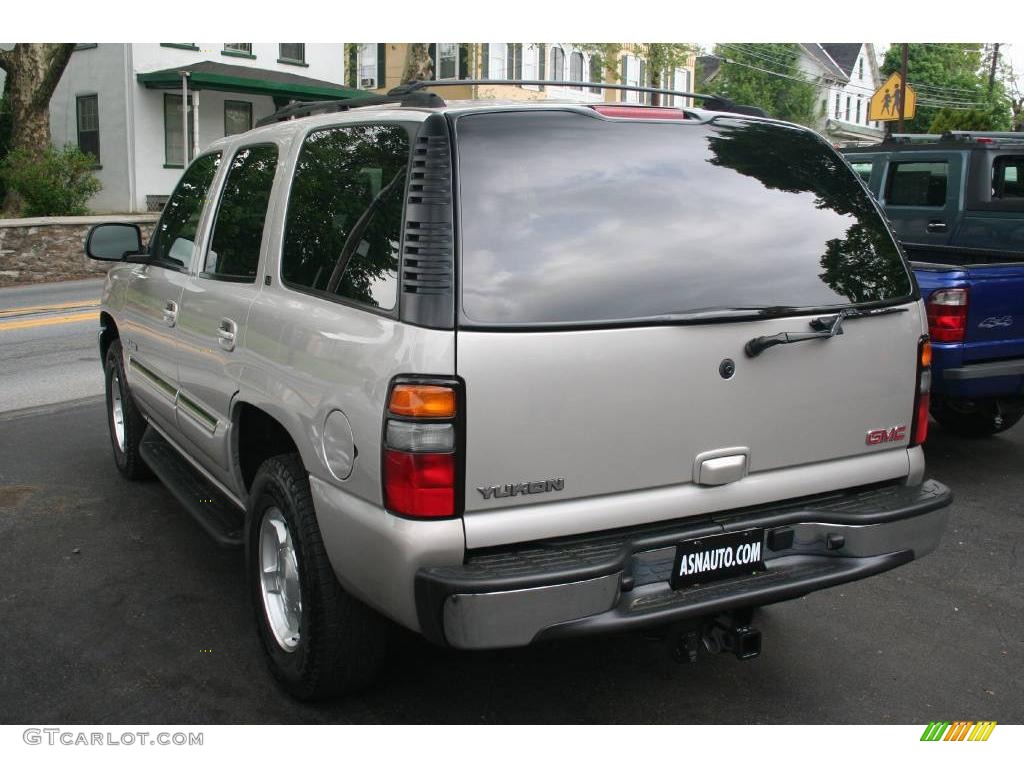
[428, 44, 436, 80]
[538, 44, 546, 90]
[639, 59, 647, 104]
[620, 55, 628, 101]
[481, 43, 489, 79]
[377, 44, 387, 89]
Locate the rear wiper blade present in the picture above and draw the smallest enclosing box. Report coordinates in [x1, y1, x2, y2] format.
[745, 305, 908, 358]
[651, 306, 801, 323]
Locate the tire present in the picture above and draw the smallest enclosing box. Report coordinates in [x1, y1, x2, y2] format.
[104, 339, 153, 480]
[931, 399, 1024, 438]
[247, 453, 389, 700]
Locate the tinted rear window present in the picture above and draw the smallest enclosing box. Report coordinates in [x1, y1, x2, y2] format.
[455, 111, 912, 326]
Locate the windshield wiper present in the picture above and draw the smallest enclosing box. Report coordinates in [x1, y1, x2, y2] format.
[745, 305, 908, 358]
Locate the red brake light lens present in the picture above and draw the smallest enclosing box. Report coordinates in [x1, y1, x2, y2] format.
[384, 450, 455, 518]
[911, 338, 931, 447]
[590, 106, 686, 120]
[926, 288, 968, 343]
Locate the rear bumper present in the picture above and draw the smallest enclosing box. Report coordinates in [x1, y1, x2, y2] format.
[415, 480, 952, 649]
[940, 358, 1024, 399]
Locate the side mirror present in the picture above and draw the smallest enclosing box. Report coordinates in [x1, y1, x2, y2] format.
[86, 223, 144, 261]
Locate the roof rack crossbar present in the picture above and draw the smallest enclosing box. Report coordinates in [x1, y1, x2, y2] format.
[255, 90, 446, 128]
[387, 79, 768, 116]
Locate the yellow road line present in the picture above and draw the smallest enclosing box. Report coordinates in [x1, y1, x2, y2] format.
[0, 299, 100, 318]
[0, 311, 99, 332]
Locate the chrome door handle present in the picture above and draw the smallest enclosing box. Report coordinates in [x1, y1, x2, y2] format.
[926, 221, 948, 232]
[217, 318, 237, 351]
[162, 300, 178, 327]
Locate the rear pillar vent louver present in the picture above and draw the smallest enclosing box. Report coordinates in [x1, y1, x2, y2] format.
[400, 115, 455, 329]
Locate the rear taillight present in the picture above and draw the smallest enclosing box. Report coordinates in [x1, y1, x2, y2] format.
[911, 337, 932, 446]
[926, 288, 968, 343]
[383, 380, 460, 518]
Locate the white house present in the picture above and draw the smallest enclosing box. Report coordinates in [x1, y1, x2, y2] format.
[41, 43, 358, 213]
[800, 43, 885, 143]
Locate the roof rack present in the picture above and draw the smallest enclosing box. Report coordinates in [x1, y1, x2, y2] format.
[255, 90, 446, 127]
[389, 79, 769, 117]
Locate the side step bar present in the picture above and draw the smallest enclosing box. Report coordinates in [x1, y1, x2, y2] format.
[139, 428, 244, 548]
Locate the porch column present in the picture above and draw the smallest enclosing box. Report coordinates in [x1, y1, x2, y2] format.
[181, 72, 189, 167]
[192, 87, 200, 160]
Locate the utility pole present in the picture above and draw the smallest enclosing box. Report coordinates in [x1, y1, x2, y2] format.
[898, 43, 909, 133]
[989, 43, 1001, 95]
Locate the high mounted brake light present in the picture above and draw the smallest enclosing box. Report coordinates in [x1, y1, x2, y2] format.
[383, 379, 461, 518]
[590, 106, 687, 120]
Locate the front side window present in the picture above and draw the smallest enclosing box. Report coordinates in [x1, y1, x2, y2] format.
[887, 161, 948, 206]
[279, 43, 305, 63]
[456, 112, 911, 326]
[149, 152, 221, 270]
[164, 93, 195, 167]
[76, 94, 100, 164]
[224, 43, 252, 55]
[204, 145, 278, 280]
[281, 124, 409, 311]
[224, 100, 252, 136]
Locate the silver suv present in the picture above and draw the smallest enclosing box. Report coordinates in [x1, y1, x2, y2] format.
[86, 85, 952, 699]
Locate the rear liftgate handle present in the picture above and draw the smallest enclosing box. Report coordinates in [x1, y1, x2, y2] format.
[217, 318, 237, 352]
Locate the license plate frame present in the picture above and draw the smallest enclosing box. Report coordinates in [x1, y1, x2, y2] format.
[670, 528, 765, 589]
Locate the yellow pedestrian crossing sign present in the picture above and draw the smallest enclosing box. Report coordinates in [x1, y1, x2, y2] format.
[869, 72, 916, 121]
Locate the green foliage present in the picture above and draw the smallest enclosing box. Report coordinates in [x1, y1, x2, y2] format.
[881, 44, 1012, 132]
[0, 144, 102, 217]
[0, 92, 10, 201]
[711, 44, 818, 126]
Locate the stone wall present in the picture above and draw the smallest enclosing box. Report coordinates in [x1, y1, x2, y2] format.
[0, 214, 158, 288]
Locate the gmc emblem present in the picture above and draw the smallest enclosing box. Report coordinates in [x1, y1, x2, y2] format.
[866, 425, 907, 445]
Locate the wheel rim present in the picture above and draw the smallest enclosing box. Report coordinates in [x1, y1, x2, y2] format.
[258, 507, 302, 652]
[111, 371, 126, 452]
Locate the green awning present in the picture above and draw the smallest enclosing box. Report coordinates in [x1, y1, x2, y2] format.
[137, 60, 366, 102]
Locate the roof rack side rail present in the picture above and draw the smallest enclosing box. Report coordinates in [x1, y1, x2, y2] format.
[387, 79, 768, 117]
[944, 130, 1024, 138]
[255, 90, 446, 128]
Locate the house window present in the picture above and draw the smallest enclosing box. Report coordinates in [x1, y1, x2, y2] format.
[279, 44, 305, 64]
[672, 67, 691, 106]
[354, 44, 386, 89]
[506, 43, 523, 80]
[224, 100, 252, 136]
[224, 44, 252, 55]
[858, 58, 864, 80]
[835, 93, 841, 119]
[589, 55, 603, 94]
[76, 94, 100, 165]
[164, 93, 195, 167]
[429, 43, 470, 80]
[622, 55, 642, 103]
[856, 98, 862, 124]
[845, 96, 851, 121]
[551, 47, 566, 81]
[569, 52, 584, 89]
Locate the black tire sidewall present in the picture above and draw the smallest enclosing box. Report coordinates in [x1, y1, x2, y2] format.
[104, 339, 148, 476]
[247, 463, 316, 687]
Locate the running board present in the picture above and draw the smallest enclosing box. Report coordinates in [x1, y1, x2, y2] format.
[139, 428, 244, 548]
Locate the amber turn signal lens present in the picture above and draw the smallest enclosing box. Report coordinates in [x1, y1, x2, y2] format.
[920, 340, 933, 368]
[389, 385, 457, 418]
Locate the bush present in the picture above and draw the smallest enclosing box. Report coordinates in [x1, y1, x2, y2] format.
[0, 144, 101, 217]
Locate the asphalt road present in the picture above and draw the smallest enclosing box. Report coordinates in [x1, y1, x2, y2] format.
[0, 279, 105, 412]
[0, 396, 1021, 724]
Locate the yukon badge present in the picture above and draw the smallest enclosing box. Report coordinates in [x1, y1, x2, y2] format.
[866, 425, 907, 446]
[478, 478, 565, 500]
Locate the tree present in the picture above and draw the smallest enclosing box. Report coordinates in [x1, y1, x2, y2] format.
[402, 43, 434, 83]
[880, 43, 1012, 132]
[577, 44, 695, 104]
[0, 43, 75, 214]
[710, 44, 818, 126]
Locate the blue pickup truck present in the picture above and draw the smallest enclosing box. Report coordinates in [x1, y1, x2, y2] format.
[843, 132, 1024, 436]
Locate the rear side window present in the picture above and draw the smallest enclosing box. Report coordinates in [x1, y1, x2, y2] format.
[886, 161, 948, 206]
[993, 156, 1024, 199]
[150, 152, 221, 269]
[281, 124, 409, 311]
[455, 111, 912, 326]
[205, 144, 278, 280]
